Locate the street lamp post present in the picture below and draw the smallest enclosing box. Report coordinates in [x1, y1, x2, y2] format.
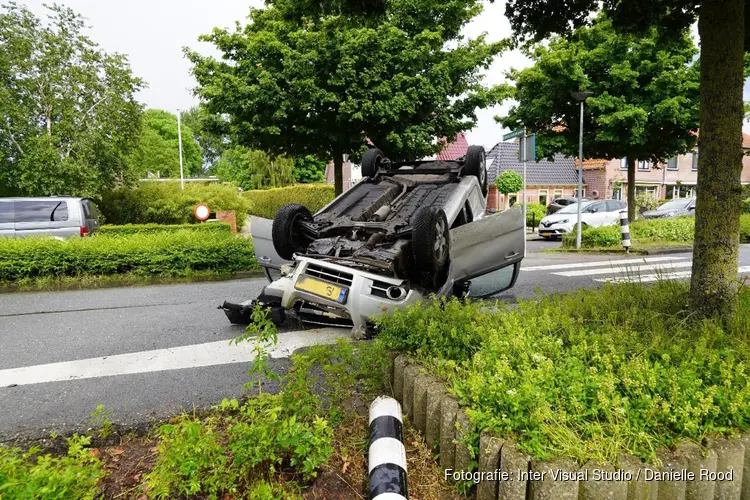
[176, 109, 185, 190]
[572, 90, 593, 249]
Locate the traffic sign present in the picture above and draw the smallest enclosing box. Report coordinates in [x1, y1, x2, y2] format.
[503, 129, 524, 140]
[521, 134, 536, 162]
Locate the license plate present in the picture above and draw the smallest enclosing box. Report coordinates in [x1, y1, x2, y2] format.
[295, 275, 349, 304]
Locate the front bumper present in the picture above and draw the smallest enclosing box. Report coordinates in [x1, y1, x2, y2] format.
[539, 222, 574, 236]
[264, 256, 425, 333]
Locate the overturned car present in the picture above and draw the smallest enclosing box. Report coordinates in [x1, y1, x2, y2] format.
[221, 146, 525, 334]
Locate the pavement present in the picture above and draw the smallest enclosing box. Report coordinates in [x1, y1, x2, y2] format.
[1, 240, 749, 442]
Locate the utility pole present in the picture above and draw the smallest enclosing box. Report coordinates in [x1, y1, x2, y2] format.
[177, 109, 185, 189]
[572, 90, 593, 249]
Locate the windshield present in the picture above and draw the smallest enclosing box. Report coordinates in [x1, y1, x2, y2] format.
[658, 198, 692, 211]
[557, 201, 593, 214]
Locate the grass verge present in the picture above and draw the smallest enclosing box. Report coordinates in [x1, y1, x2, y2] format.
[375, 281, 750, 464]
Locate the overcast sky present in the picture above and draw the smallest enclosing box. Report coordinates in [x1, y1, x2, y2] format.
[18, 0, 750, 149]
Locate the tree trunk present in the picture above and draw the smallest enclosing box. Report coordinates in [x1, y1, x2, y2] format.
[627, 156, 636, 223]
[690, 0, 745, 317]
[333, 151, 344, 196]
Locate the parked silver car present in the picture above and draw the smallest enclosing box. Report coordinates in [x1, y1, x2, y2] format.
[641, 198, 696, 219]
[539, 200, 628, 239]
[0, 197, 101, 238]
[222, 146, 525, 335]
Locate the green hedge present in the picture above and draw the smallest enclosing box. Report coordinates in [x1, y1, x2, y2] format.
[523, 203, 547, 228]
[97, 222, 232, 237]
[244, 184, 335, 219]
[0, 232, 257, 281]
[376, 282, 750, 463]
[561, 215, 750, 248]
[99, 182, 252, 229]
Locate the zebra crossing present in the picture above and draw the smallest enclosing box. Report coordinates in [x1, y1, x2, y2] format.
[521, 256, 750, 284]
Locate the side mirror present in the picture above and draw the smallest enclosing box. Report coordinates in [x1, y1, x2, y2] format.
[688, 205, 695, 211]
[590, 207, 599, 213]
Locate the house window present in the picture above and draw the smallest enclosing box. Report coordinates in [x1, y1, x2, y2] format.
[667, 157, 678, 170]
[612, 186, 622, 200]
[620, 157, 628, 170]
[553, 189, 563, 198]
[538, 189, 548, 206]
[635, 185, 658, 198]
[508, 194, 518, 207]
[692, 152, 699, 171]
[638, 160, 650, 171]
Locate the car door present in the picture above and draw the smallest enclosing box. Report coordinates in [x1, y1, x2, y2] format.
[0, 200, 13, 237]
[605, 201, 625, 224]
[250, 216, 292, 281]
[584, 202, 608, 227]
[440, 205, 525, 298]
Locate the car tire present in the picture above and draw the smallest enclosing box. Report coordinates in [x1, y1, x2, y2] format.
[272, 204, 313, 260]
[463, 145, 488, 196]
[412, 206, 450, 273]
[361, 148, 385, 178]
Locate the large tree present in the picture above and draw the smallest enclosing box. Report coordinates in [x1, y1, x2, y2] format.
[0, 3, 143, 198]
[212, 147, 295, 190]
[500, 0, 747, 319]
[186, 0, 505, 195]
[179, 105, 227, 169]
[497, 15, 700, 222]
[128, 109, 203, 178]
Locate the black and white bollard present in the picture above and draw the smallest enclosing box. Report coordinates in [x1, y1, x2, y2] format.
[620, 210, 631, 254]
[368, 396, 408, 500]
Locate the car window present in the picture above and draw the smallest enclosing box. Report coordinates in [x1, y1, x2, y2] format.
[15, 201, 69, 222]
[0, 201, 12, 224]
[83, 199, 100, 220]
[658, 199, 692, 211]
[605, 201, 624, 212]
[557, 201, 593, 214]
[585, 202, 605, 213]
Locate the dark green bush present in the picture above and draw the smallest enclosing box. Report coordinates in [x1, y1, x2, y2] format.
[244, 184, 334, 219]
[99, 182, 251, 229]
[97, 222, 232, 237]
[742, 198, 750, 214]
[376, 282, 750, 463]
[0, 232, 257, 281]
[523, 203, 546, 228]
[742, 214, 750, 243]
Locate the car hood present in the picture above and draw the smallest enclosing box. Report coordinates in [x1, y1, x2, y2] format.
[642, 208, 686, 218]
[540, 212, 577, 224]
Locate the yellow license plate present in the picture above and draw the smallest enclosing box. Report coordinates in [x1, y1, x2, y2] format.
[295, 275, 349, 304]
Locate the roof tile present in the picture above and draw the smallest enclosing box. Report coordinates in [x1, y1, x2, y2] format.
[488, 143, 579, 185]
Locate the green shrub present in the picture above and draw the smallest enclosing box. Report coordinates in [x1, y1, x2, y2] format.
[523, 203, 547, 228]
[99, 182, 251, 229]
[0, 435, 104, 499]
[743, 198, 750, 214]
[375, 282, 750, 463]
[97, 222, 232, 237]
[244, 184, 335, 219]
[0, 231, 257, 281]
[634, 191, 660, 212]
[742, 214, 750, 244]
[563, 216, 697, 248]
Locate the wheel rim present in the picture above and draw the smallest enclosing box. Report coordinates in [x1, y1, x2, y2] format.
[433, 218, 447, 263]
[290, 213, 303, 248]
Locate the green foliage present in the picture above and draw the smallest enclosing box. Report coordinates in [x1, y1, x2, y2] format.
[0, 3, 144, 198]
[494, 170, 523, 195]
[523, 203, 546, 228]
[0, 231, 258, 282]
[97, 222, 232, 237]
[741, 214, 750, 244]
[562, 216, 719, 248]
[88, 404, 115, 440]
[99, 181, 251, 229]
[213, 147, 295, 190]
[293, 155, 327, 184]
[232, 305, 282, 394]
[186, 0, 506, 187]
[244, 185, 335, 219]
[179, 105, 227, 168]
[635, 192, 660, 212]
[128, 109, 203, 178]
[375, 283, 750, 463]
[0, 434, 104, 499]
[742, 198, 750, 214]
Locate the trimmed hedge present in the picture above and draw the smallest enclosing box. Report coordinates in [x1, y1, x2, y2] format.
[562, 215, 750, 248]
[376, 282, 750, 463]
[99, 182, 252, 229]
[244, 184, 335, 219]
[97, 222, 232, 237]
[0, 232, 257, 281]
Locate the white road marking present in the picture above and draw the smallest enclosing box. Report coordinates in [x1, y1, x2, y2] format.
[554, 261, 693, 277]
[521, 256, 687, 272]
[596, 265, 750, 284]
[0, 328, 347, 387]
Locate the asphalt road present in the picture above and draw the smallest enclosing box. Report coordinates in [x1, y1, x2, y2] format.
[2, 240, 749, 442]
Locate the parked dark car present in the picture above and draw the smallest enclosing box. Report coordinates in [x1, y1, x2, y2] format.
[641, 198, 696, 219]
[546, 197, 590, 215]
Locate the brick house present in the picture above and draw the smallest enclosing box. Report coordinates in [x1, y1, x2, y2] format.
[581, 132, 750, 202]
[487, 142, 581, 211]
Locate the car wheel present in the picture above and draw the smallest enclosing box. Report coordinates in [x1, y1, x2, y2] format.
[412, 206, 450, 273]
[272, 204, 313, 260]
[361, 148, 385, 178]
[463, 145, 488, 196]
